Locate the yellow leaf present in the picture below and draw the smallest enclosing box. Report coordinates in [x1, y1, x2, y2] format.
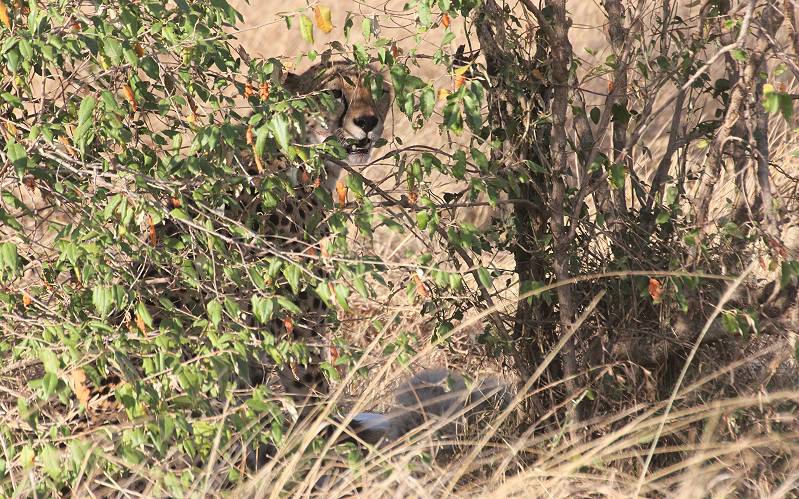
[313, 5, 334, 34]
[454, 64, 471, 76]
[135, 313, 147, 334]
[147, 215, 156, 247]
[252, 144, 264, 173]
[246, 125, 254, 145]
[121, 84, 137, 112]
[0, 1, 10, 30]
[336, 180, 347, 208]
[3, 121, 16, 137]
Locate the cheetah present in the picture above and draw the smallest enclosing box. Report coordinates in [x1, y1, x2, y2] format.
[248, 60, 392, 411]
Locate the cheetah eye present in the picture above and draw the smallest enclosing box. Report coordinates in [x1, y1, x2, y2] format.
[327, 88, 346, 103]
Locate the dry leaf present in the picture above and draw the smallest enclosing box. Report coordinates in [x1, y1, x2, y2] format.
[335, 180, 347, 208]
[71, 368, 91, 406]
[413, 274, 429, 298]
[313, 5, 334, 33]
[244, 82, 254, 98]
[454, 74, 467, 90]
[0, 2, 11, 30]
[259, 82, 270, 100]
[246, 125, 254, 145]
[22, 292, 31, 308]
[329, 345, 339, 362]
[648, 278, 663, 302]
[133, 43, 144, 57]
[170, 197, 181, 209]
[441, 13, 450, 28]
[135, 313, 146, 334]
[147, 215, 156, 246]
[300, 169, 311, 185]
[58, 135, 76, 157]
[122, 84, 137, 112]
[407, 190, 418, 205]
[252, 145, 264, 173]
[283, 317, 294, 335]
[4, 121, 17, 136]
[607, 79, 615, 93]
[390, 43, 400, 58]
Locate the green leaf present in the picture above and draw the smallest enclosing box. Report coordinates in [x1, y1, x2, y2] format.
[778, 93, 793, 121]
[781, 260, 799, 287]
[361, 17, 372, 40]
[610, 103, 631, 125]
[135, 302, 153, 328]
[443, 101, 462, 133]
[477, 267, 492, 289]
[763, 91, 779, 114]
[40, 445, 62, 480]
[206, 299, 222, 328]
[590, 107, 601, 124]
[92, 285, 114, 317]
[39, 349, 60, 375]
[224, 297, 241, 319]
[471, 148, 489, 172]
[418, 2, 432, 27]
[354, 43, 369, 65]
[721, 310, 740, 334]
[0, 242, 19, 274]
[416, 211, 430, 230]
[352, 275, 369, 298]
[78, 95, 97, 125]
[448, 273, 463, 290]
[5, 138, 27, 174]
[18, 39, 33, 61]
[251, 295, 274, 324]
[103, 38, 123, 66]
[270, 114, 291, 152]
[420, 86, 435, 118]
[299, 14, 314, 44]
[609, 163, 626, 189]
[282, 264, 301, 294]
[42, 372, 58, 397]
[276, 295, 301, 315]
[333, 283, 350, 310]
[346, 173, 365, 198]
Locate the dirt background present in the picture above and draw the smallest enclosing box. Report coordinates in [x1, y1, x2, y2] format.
[226, 1, 798, 273]
[226, 1, 614, 258]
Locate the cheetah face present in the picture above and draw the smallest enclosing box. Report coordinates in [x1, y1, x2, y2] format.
[285, 62, 392, 167]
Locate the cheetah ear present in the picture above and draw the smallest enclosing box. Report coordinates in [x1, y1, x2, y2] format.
[282, 71, 303, 92]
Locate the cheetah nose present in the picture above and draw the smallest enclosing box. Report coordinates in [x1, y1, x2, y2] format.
[353, 115, 379, 133]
